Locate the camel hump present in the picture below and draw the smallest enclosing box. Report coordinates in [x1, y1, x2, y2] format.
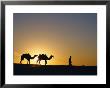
[21, 54, 26, 57]
[21, 53, 31, 58]
[39, 54, 47, 57]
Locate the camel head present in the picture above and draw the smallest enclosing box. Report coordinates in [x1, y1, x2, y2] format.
[49, 55, 54, 60]
[31, 55, 38, 59]
[34, 55, 38, 57]
[51, 55, 54, 58]
[33, 55, 38, 58]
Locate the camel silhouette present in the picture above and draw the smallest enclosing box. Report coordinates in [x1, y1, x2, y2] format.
[37, 54, 54, 65]
[20, 53, 37, 64]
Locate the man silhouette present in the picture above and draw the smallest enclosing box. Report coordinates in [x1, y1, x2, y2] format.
[69, 56, 72, 66]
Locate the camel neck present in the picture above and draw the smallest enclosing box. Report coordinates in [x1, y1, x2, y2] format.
[48, 56, 52, 60]
[32, 56, 36, 59]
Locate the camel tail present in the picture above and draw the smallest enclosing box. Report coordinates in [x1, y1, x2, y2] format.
[37, 59, 39, 63]
[20, 55, 24, 64]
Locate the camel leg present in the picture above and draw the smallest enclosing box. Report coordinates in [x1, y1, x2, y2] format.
[39, 61, 41, 65]
[20, 60, 22, 64]
[46, 60, 47, 65]
[45, 60, 47, 65]
[36, 60, 38, 64]
[29, 60, 30, 64]
[37, 60, 40, 64]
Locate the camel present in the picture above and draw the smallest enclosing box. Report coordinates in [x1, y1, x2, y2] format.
[20, 53, 37, 64]
[37, 54, 54, 65]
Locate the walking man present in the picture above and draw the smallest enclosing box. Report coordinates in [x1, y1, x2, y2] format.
[69, 56, 72, 66]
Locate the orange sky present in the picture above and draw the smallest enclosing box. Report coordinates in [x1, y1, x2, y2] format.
[13, 13, 97, 66]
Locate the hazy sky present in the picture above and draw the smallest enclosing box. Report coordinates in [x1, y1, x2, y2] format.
[13, 13, 97, 66]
